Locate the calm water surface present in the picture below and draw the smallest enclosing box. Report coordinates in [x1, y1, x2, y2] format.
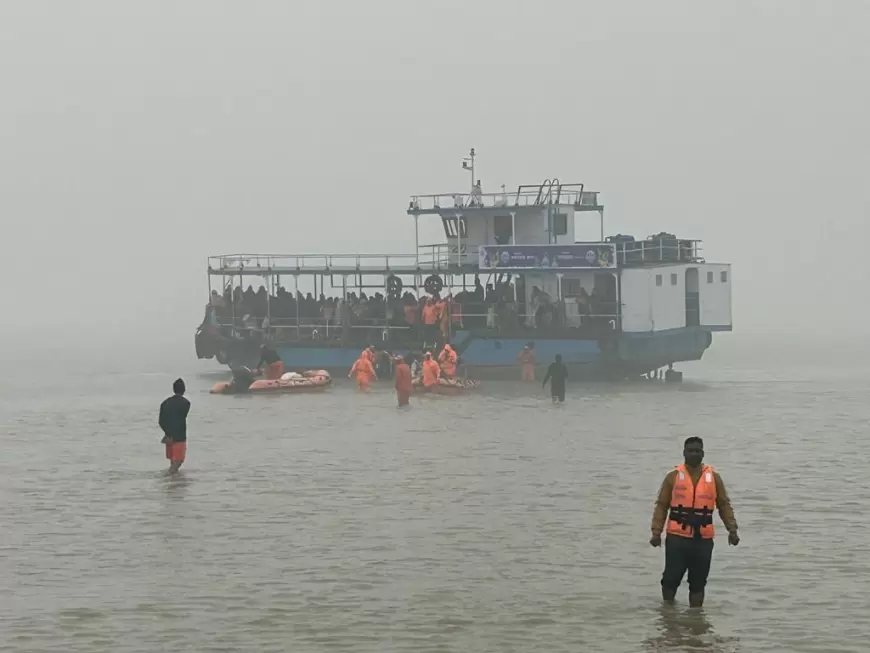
[1, 339, 869, 652]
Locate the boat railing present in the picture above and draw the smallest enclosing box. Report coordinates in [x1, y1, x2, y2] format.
[408, 183, 598, 213]
[610, 239, 704, 265]
[209, 249, 453, 276]
[215, 307, 622, 342]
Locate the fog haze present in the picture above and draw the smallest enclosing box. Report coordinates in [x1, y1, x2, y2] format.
[3, 1, 868, 350]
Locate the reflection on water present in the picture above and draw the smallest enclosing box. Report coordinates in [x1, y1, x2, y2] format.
[644, 605, 741, 652]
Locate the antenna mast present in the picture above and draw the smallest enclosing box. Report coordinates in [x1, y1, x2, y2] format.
[461, 148, 476, 190]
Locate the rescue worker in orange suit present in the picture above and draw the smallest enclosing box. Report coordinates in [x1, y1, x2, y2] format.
[420, 352, 441, 390]
[650, 437, 739, 608]
[348, 353, 377, 391]
[393, 355, 412, 407]
[517, 344, 536, 381]
[422, 299, 439, 344]
[258, 344, 284, 380]
[438, 343, 457, 378]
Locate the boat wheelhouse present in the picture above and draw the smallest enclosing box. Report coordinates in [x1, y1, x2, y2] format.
[195, 153, 732, 379]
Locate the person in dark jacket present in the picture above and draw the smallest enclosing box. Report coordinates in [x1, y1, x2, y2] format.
[159, 378, 190, 473]
[542, 354, 568, 403]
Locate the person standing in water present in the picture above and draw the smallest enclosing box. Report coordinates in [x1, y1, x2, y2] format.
[348, 352, 377, 391]
[517, 343, 536, 382]
[650, 437, 739, 608]
[393, 355, 412, 407]
[541, 354, 568, 402]
[159, 378, 190, 474]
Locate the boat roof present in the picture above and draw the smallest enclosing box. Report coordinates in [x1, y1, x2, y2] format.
[207, 252, 455, 277]
[407, 182, 603, 216]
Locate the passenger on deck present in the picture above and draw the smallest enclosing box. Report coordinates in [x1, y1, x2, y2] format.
[258, 345, 284, 380]
[349, 353, 377, 391]
[422, 299, 439, 343]
[421, 352, 441, 390]
[438, 343, 457, 378]
[517, 343, 536, 382]
[436, 297, 449, 339]
[403, 300, 418, 328]
[210, 290, 226, 311]
[393, 355, 412, 407]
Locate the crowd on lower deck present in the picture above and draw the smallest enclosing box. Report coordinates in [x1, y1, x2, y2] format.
[202, 275, 618, 342]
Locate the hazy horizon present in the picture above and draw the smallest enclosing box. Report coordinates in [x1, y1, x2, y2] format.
[3, 1, 868, 348]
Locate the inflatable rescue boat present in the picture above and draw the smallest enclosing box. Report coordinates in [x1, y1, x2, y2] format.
[211, 370, 332, 394]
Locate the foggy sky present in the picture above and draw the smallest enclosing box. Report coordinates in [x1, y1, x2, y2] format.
[2, 1, 868, 351]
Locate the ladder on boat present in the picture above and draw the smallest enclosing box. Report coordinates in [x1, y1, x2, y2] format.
[535, 178, 562, 205]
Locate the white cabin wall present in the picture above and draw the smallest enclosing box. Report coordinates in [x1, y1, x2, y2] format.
[620, 265, 687, 332]
[619, 269, 653, 332]
[446, 216, 486, 265]
[555, 207, 576, 245]
[514, 211, 547, 245]
[698, 263, 732, 328]
[649, 266, 687, 331]
[463, 216, 487, 248]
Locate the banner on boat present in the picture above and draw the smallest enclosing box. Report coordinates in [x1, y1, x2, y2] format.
[478, 244, 616, 270]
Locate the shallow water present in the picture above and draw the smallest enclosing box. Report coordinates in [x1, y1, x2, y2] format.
[1, 339, 869, 652]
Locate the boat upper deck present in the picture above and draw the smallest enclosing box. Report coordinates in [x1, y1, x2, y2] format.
[208, 246, 455, 278]
[407, 182, 602, 216]
[208, 239, 705, 278]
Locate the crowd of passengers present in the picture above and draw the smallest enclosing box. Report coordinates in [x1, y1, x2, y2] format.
[205, 275, 617, 336]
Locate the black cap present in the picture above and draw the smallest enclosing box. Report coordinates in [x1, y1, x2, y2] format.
[173, 378, 186, 394]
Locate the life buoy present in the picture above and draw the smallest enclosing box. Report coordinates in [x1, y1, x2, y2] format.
[424, 274, 444, 296]
[386, 274, 403, 299]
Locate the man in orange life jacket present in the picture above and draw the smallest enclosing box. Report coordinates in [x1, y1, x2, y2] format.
[650, 437, 739, 608]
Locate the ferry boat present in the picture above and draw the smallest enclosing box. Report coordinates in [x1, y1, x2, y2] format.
[194, 152, 732, 380]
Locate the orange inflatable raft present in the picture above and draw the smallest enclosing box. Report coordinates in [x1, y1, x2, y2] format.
[211, 370, 332, 394]
[411, 376, 481, 395]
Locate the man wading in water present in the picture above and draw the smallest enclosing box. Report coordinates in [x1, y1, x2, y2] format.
[159, 378, 190, 474]
[650, 437, 739, 607]
[541, 354, 568, 403]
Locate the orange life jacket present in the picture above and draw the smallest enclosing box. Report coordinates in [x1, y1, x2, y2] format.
[666, 463, 717, 539]
[421, 359, 440, 386]
[350, 357, 375, 381]
[438, 346, 457, 375]
[422, 304, 438, 325]
[403, 304, 417, 324]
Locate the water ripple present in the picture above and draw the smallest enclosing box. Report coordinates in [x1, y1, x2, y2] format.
[1, 359, 869, 652]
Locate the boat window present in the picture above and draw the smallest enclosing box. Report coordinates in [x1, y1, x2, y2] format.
[656, 274, 663, 287]
[553, 213, 568, 236]
[720, 270, 728, 283]
[707, 271, 714, 284]
[442, 216, 467, 239]
[493, 215, 513, 245]
[670, 273, 678, 286]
